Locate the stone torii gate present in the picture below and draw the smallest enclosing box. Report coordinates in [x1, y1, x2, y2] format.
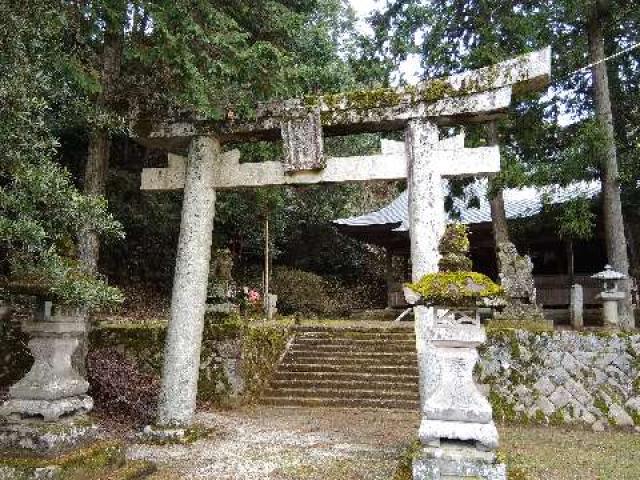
[138, 48, 550, 476]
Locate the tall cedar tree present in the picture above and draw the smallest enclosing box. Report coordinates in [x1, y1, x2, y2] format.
[67, 0, 360, 271]
[370, 0, 639, 328]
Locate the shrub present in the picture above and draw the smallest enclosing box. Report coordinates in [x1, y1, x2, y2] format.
[408, 223, 503, 307]
[438, 224, 473, 272]
[87, 348, 159, 426]
[271, 267, 335, 315]
[407, 271, 503, 307]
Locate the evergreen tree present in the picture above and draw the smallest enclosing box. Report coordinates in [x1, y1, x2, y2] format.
[369, 0, 640, 328]
[0, 0, 123, 309]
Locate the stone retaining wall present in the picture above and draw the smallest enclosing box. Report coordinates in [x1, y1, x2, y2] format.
[3, 318, 639, 429]
[478, 330, 640, 430]
[0, 316, 292, 406]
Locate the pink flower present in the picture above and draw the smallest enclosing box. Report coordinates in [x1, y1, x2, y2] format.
[247, 289, 261, 303]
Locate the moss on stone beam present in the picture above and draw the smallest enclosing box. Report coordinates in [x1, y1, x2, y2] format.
[302, 80, 462, 113]
[406, 271, 503, 307]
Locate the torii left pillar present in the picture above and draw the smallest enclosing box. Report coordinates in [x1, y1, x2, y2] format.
[156, 136, 219, 428]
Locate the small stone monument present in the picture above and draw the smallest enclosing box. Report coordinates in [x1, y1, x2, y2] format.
[0, 300, 96, 453]
[495, 241, 545, 322]
[592, 265, 626, 329]
[570, 284, 584, 329]
[206, 248, 239, 315]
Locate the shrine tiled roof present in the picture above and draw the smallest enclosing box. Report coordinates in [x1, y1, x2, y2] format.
[333, 180, 601, 231]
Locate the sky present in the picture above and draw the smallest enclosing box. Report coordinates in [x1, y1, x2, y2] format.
[348, 0, 423, 83]
[347, 1, 577, 125]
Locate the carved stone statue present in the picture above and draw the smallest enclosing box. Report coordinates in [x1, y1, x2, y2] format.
[495, 242, 545, 321]
[207, 249, 234, 303]
[496, 242, 536, 304]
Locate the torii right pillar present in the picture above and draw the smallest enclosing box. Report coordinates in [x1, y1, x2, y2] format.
[407, 50, 552, 479]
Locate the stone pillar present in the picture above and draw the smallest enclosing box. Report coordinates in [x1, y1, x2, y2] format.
[406, 120, 504, 479]
[600, 292, 624, 328]
[570, 284, 584, 329]
[406, 119, 445, 281]
[156, 136, 219, 428]
[405, 119, 445, 413]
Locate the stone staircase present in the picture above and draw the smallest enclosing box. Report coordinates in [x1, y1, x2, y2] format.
[262, 325, 420, 410]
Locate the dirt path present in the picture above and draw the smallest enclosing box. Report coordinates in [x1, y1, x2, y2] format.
[127, 406, 419, 479]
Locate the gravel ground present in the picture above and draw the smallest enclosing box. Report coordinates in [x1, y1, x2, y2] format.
[127, 406, 640, 480]
[127, 406, 420, 480]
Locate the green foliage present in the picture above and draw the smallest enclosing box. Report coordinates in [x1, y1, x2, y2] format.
[409, 224, 502, 305]
[438, 224, 473, 272]
[0, 0, 123, 309]
[271, 266, 335, 315]
[368, 0, 640, 238]
[554, 198, 596, 241]
[439, 224, 471, 255]
[408, 272, 503, 307]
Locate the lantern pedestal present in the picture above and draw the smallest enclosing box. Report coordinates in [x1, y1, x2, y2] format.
[0, 301, 95, 454]
[413, 306, 504, 480]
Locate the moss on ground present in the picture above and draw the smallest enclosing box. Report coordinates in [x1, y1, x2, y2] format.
[0, 440, 124, 479]
[391, 439, 421, 480]
[138, 425, 217, 446]
[486, 319, 553, 334]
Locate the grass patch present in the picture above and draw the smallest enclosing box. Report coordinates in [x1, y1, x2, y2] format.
[500, 424, 640, 479]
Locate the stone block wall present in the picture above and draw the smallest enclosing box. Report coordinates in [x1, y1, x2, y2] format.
[1, 316, 292, 406]
[478, 330, 640, 430]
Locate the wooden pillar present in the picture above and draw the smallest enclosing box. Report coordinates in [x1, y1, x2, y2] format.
[385, 248, 394, 308]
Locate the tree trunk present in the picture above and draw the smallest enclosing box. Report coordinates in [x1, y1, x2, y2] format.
[78, 7, 124, 273]
[487, 122, 510, 247]
[587, 8, 634, 330]
[264, 214, 271, 320]
[75, 6, 125, 376]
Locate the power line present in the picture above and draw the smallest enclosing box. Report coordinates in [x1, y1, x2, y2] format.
[563, 40, 640, 80]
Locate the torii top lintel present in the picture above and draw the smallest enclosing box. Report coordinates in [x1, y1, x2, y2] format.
[136, 48, 551, 159]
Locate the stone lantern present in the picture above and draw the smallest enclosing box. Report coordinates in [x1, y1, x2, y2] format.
[0, 300, 95, 452]
[592, 265, 626, 329]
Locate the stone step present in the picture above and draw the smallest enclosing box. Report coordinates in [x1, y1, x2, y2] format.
[286, 349, 417, 360]
[292, 338, 416, 350]
[264, 387, 419, 400]
[272, 370, 419, 383]
[294, 322, 415, 333]
[296, 331, 415, 341]
[277, 363, 419, 375]
[282, 354, 417, 367]
[269, 378, 418, 391]
[261, 396, 419, 410]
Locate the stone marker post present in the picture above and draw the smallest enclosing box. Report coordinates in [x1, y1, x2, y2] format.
[156, 136, 219, 428]
[570, 284, 584, 329]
